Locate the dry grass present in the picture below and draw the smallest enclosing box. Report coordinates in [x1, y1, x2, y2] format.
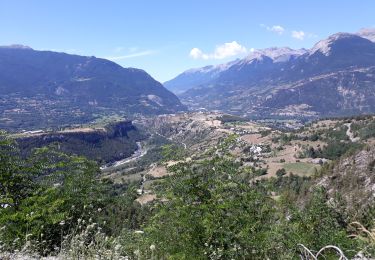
[136, 194, 157, 205]
[147, 165, 169, 179]
[283, 162, 321, 176]
[241, 134, 270, 145]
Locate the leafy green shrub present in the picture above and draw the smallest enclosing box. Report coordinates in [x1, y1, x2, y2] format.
[254, 168, 268, 176]
[142, 158, 278, 259]
[276, 168, 287, 177]
[217, 114, 247, 123]
[281, 188, 359, 258]
[309, 133, 320, 141]
[0, 135, 145, 255]
[353, 120, 375, 140]
[320, 141, 363, 160]
[161, 144, 187, 161]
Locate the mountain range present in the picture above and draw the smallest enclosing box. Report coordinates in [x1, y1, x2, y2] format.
[1, 28, 375, 131]
[165, 28, 375, 119]
[0, 46, 185, 130]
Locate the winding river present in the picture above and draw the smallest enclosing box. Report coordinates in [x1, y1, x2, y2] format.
[100, 142, 147, 170]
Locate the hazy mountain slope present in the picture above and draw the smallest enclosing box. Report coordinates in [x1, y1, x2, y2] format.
[164, 47, 306, 94]
[163, 60, 238, 94]
[0, 46, 185, 130]
[173, 32, 375, 118]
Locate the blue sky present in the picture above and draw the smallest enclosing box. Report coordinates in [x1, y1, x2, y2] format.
[0, 0, 374, 82]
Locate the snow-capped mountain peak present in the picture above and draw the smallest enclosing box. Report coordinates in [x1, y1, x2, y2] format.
[185, 59, 240, 75]
[244, 47, 307, 63]
[356, 27, 375, 42]
[183, 47, 308, 76]
[0, 44, 33, 50]
[310, 33, 358, 56]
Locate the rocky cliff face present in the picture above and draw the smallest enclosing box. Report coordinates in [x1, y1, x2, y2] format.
[16, 121, 146, 163]
[316, 145, 375, 218]
[140, 113, 228, 151]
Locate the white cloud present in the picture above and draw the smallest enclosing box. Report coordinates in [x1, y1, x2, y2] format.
[189, 48, 205, 59]
[261, 23, 316, 40]
[268, 25, 285, 35]
[214, 41, 247, 59]
[261, 24, 285, 35]
[189, 41, 247, 60]
[291, 30, 305, 40]
[106, 50, 155, 61]
[291, 31, 318, 40]
[270, 25, 285, 34]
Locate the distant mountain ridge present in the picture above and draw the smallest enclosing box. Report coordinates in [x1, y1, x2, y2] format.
[0, 47, 185, 130]
[166, 28, 375, 119]
[356, 27, 375, 42]
[163, 61, 236, 94]
[163, 47, 307, 94]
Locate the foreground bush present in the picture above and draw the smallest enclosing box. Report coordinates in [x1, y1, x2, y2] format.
[0, 135, 145, 257]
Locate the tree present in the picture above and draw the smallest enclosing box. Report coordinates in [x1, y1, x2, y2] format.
[161, 144, 186, 161]
[0, 134, 35, 209]
[281, 188, 359, 258]
[0, 142, 106, 253]
[143, 157, 277, 259]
